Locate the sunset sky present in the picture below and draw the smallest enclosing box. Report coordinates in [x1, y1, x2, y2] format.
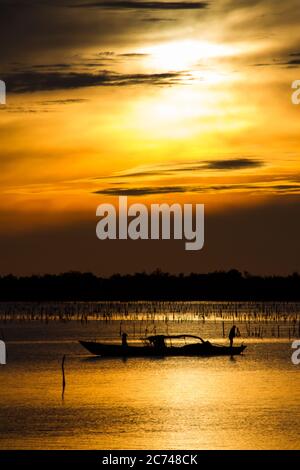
[0, 0, 300, 275]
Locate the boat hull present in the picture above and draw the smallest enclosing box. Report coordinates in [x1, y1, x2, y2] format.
[79, 341, 246, 358]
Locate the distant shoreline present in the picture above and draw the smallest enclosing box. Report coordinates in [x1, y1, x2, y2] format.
[0, 269, 299, 301]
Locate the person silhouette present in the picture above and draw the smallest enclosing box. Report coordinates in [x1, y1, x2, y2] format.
[121, 332, 128, 347]
[229, 325, 236, 347]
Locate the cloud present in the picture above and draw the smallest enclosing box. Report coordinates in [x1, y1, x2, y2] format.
[39, 98, 88, 105]
[1, 1, 196, 67]
[29, 62, 109, 69]
[252, 63, 272, 67]
[0, 107, 44, 114]
[141, 16, 177, 22]
[69, 1, 209, 11]
[97, 51, 115, 56]
[203, 158, 264, 170]
[284, 59, 300, 66]
[31, 63, 73, 69]
[0, 97, 88, 114]
[94, 186, 188, 195]
[272, 184, 300, 192]
[103, 157, 264, 179]
[92, 183, 259, 196]
[93, 181, 300, 196]
[3, 70, 187, 93]
[118, 52, 149, 56]
[253, 50, 300, 69]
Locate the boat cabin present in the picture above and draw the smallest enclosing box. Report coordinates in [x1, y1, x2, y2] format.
[147, 334, 207, 349]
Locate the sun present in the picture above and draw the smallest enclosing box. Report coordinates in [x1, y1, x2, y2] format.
[140, 40, 236, 72]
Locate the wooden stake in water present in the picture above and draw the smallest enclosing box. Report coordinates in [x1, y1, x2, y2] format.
[61, 355, 66, 400]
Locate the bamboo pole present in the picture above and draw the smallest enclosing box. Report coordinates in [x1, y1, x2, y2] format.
[61, 355, 66, 400]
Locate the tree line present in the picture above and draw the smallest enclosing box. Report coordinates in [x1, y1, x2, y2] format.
[0, 269, 299, 301]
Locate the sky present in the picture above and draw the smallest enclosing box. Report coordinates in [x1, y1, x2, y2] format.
[0, 0, 300, 275]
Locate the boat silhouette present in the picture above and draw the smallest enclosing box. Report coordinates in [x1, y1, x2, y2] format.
[79, 334, 246, 357]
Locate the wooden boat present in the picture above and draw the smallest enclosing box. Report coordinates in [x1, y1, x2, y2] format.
[79, 334, 246, 358]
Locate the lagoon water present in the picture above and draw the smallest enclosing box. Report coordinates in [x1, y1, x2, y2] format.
[0, 304, 300, 450]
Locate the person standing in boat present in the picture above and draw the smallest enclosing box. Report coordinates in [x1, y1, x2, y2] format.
[229, 325, 236, 347]
[122, 332, 128, 348]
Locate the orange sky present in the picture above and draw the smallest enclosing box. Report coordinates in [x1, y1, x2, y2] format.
[0, 0, 300, 274]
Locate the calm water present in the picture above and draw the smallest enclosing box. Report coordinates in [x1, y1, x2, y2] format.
[0, 307, 300, 450]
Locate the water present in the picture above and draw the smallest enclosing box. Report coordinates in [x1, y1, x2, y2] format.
[0, 304, 300, 450]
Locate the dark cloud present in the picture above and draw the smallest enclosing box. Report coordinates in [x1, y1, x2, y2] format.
[105, 171, 173, 178]
[253, 63, 272, 67]
[105, 157, 264, 179]
[39, 98, 89, 105]
[31, 63, 73, 69]
[272, 184, 300, 192]
[0, 98, 88, 114]
[93, 181, 300, 196]
[284, 59, 300, 66]
[27, 62, 108, 69]
[0, 107, 44, 114]
[93, 184, 250, 196]
[69, 1, 209, 10]
[98, 51, 115, 56]
[1, 2, 183, 67]
[118, 53, 150, 57]
[203, 158, 264, 170]
[141, 16, 177, 21]
[253, 51, 300, 68]
[94, 186, 188, 195]
[170, 158, 264, 172]
[253, 60, 300, 68]
[3, 70, 186, 93]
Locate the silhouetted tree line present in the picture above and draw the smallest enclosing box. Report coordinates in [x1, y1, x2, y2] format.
[0, 269, 299, 301]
